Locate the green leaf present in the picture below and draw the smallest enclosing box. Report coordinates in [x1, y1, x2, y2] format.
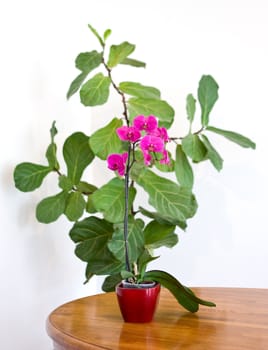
[132, 168, 197, 223]
[107, 41, 135, 68]
[65, 192, 86, 221]
[89, 118, 123, 160]
[108, 217, 145, 264]
[144, 220, 178, 249]
[58, 175, 73, 191]
[181, 133, 207, 162]
[186, 93, 196, 123]
[46, 121, 59, 169]
[144, 270, 216, 312]
[198, 75, 219, 127]
[103, 29, 112, 42]
[63, 132, 94, 185]
[119, 82, 160, 99]
[86, 195, 97, 214]
[128, 97, 175, 128]
[102, 274, 122, 292]
[83, 266, 94, 285]
[206, 126, 256, 149]
[70, 216, 123, 275]
[120, 57, 146, 68]
[76, 181, 98, 194]
[36, 191, 68, 223]
[80, 73, 111, 106]
[14, 162, 52, 192]
[50, 120, 58, 141]
[88, 24, 104, 47]
[175, 145, 194, 188]
[75, 51, 103, 73]
[91, 177, 136, 223]
[67, 51, 103, 99]
[139, 206, 187, 230]
[137, 250, 159, 282]
[46, 143, 59, 170]
[201, 134, 223, 171]
[67, 73, 87, 100]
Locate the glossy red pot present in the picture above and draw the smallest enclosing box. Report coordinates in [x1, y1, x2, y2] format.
[116, 282, 161, 323]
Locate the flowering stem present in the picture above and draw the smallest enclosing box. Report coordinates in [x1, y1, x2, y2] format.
[123, 143, 132, 272]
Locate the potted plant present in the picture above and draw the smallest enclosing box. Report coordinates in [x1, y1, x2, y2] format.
[13, 24, 255, 322]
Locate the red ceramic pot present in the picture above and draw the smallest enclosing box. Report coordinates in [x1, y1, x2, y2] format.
[116, 282, 161, 323]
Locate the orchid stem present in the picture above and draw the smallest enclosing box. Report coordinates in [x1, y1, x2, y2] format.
[123, 143, 132, 272]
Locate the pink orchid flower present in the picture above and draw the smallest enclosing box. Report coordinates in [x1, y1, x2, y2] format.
[140, 135, 165, 165]
[150, 127, 170, 143]
[107, 153, 128, 176]
[116, 126, 141, 143]
[133, 115, 158, 133]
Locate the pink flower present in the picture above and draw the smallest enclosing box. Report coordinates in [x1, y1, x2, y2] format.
[140, 135, 164, 165]
[140, 135, 164, 153]
[150, 127, 169, 142]
[116, 126, 141, 143]
[133, 115, 158, 133]
[107, 153, 128, 176]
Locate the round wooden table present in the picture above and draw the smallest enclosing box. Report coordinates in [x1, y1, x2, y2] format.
[46, 287, 268, 349]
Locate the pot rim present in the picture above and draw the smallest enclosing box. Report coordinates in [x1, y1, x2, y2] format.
[117, 280, 160, 289]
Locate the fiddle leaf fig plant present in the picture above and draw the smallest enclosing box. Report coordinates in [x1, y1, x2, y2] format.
[14, 24, 255, 312]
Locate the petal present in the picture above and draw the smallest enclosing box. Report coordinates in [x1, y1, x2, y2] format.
[133, 115, 146, 131]
[116, 126, 129, 141]
[146, 116, 158, 132]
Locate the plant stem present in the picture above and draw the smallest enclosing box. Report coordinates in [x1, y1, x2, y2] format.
[102, 58, 129, 126]
[123, 143, 132, 272]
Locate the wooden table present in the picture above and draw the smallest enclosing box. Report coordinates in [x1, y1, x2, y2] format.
[46, 287, 268, 349]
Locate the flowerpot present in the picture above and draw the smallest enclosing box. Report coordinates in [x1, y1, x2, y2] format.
[116, 281, 161, 323]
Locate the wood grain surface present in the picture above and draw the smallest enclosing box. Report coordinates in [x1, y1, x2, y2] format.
[46, 287, 268, 349]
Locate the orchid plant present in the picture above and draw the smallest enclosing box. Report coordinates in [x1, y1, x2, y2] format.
[13, 24, 255, 312]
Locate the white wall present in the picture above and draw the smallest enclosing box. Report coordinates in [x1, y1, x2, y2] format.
[1, 0, 267, 349]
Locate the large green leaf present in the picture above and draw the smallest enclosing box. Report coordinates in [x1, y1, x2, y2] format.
[139, 206, 187, 230]
[181, 133, 207, 162]
[70, 216, 123, 275]
[144, 220, 178, 249]
[65, 192, 86, 222]
[63, 132, 94, 185]
[119, 82, 160, 99]
[67, 51, 103, 99]
[186, 93, 196, 124]
[198, 75, 219, 127]
[102, 274, 122, 292]
[128, 97, 174, 129]
[175, 144, 194, 189]
[107, 42, 135, 68]
[120, 57, 146, 68]
[36, 191, 68, 223]
[108, 217, 145, 263]
[75, 51, 103, 73]
[91, 177, 136, 223]
[206, 126, 256, 149]
[144, 270, 216, 312]
[80, 73, 111, 106]
[201, 134, 223, 171]
[14, 162, 52, 192]
[132, 168, 197, 222]
[89, 118, 123, 160]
